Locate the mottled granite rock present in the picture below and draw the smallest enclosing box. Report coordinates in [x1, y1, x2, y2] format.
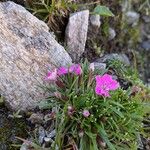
[95, 53, 130, 66]
[90, 14, 101, 29]
[125, 11, 140, 26]
[65, 10, 89, 62]
[108, 28, 116, 40]
[141, 41, 150, 51]
[0, 1, 72, 111]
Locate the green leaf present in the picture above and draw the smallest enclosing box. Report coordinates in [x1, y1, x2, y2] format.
[85, 132, 99, 150]
[98, 125, 116, 150]
[93, 5, 114, 17]
[111, 107, 124, 118]
[109, 101, 124, 109]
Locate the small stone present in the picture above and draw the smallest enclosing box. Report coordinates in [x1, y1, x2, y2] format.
[44, 137, 50, 142]
[90, 14, 101, 29]
[20, 142, 29, 150]
[125, 11, 140, 26]
[141, 41, 150, 51]
[95, 53, 130, 66]
[38, 126, 46, 144]
[142, 15, 150, 23]
[93, 62, 106, 70]
[65, 10, 89, 62]
[108, 28, 116, 40]
[146, 145, 150, 150]
[112, 75, 118, 80]
[28, 113, 44, 124]
[44, 137, 52, 142]
[137, 135, 144, 149]
[47, 129, 56, 138]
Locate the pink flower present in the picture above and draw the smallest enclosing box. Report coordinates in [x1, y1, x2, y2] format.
[69, 64, 82, 75]
[82, 110, 90, 117]
[44, 69, 57, 81]
[95, 74, 119, 97]
[57, 64, 82, 76]
[57, 67, 68, 76]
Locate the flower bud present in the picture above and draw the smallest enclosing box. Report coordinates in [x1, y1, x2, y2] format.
[67, 106, 75, 116]
[56, 80, 65, 88]
[89, 63, 95, 72]
[82, 110, 90, 118]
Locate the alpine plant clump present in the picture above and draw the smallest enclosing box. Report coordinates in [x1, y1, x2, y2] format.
[41, 62, 148, 150]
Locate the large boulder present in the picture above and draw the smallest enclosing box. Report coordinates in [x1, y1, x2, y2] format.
[0, 1, 72, 111]
[65, 10, 89, 62]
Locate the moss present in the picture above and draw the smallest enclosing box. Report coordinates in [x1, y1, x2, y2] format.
[0, 107, 28, 150]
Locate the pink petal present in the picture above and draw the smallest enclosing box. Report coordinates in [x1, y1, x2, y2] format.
[57, 67, 68, 76]
[74, 64, 82, 75]
[45, 69, 57, 81]
[95, 74, 119, 97]
[95, 85, 110, 97]
[69, 64, 82, 75]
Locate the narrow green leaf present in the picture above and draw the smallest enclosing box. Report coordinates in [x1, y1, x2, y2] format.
[98, 125, 116, 150]
[85, 132, 99, 150]
[109, 101, 124, 109]
[111, 107, 124, 118]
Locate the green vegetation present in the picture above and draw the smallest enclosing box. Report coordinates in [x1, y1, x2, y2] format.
[37, 61, 149, 150]
[0, 108, 28, 150]
[25, 0, 77, 31]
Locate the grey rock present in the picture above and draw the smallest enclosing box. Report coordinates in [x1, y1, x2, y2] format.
[0, 2, 72, 111]
[20, 142, 29, 150]
[121, 0, 129, 12]
[141, 23, 150, 39]
[142, 15, 150, 23]
[141, 41, 150, 51]
[137, 135, 144, 150]
[90, 14, 101, 29]
[28, 113, 44, 124]
[95, 53, 130, 66]
[65, 10, 89, 62]
[38, 126, 46, 144]
[125, 11, 140, 26]
[108, 28, 116, 40]
[47, 129, 56, 138]
[93, 62, 106, 70]
[44, 137, 53, 143]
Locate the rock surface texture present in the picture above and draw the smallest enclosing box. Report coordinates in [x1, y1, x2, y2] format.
[90, 14, 101, 30]
[65, 10, 89, 62]
[0, 2, 72, 111]
[95, 53, 130, 66]
[125, 11, 139, 26]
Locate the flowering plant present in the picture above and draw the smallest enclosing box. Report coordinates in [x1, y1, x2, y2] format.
[41, 61, 148, 150]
